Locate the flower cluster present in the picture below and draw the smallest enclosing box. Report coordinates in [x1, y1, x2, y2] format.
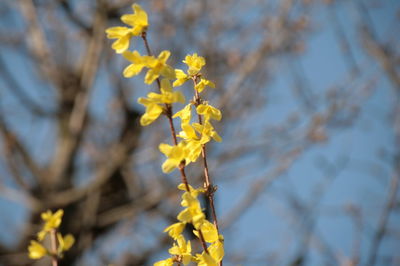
[155, 184, 224, 266]
[106, 3, 224, 265]
[28, 209, 74, 261]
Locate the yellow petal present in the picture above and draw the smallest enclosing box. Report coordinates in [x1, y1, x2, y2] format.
[140, 104, 163, 126]
[164, 222, 185, 239]
[123, 63, 145, 78]
[28, 240, 47, 259]
[158, 50, 171, 63]
[160, 78, 173, 92]
[159, 143, 173, 155]
[209, 240, 224, 262]
[162, 160, 176, 173]
[199, 220, 219, 243]
[111, 34, 131, 54]
[144, 69, 158, 84]
[105, 26, 130, 39]
[154, 258, 174, 266]
[160, 65, 176, 79]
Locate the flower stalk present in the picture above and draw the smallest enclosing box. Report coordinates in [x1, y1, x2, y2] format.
[106, 3, 224, 265]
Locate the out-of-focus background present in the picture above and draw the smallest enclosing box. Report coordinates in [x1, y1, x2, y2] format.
[0, 0, 399, 265]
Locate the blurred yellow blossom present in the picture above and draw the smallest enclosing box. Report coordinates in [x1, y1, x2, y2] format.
[154, 258, 174, 266]
[38, 209, 64, 240]
[105, 4, 148, 54]
[121, 4, 148, 35]
[57, 233, 75, 253]
[28, 241, 47, 259]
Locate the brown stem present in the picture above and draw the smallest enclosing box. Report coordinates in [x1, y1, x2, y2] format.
[50, 229, 58, 266]
[141, 33, 209, 255]
[191, 78, 222, 265]
[191, 78, 220, 232]
[140, 33, 190, 192]
[198, 229, 209, 254]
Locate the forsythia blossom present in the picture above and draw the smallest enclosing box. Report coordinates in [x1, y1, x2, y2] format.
[105, 4, 148, 53]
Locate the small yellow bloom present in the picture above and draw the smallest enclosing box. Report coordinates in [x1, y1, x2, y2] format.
[159, 142, 187, 173]
[105, 4, 148, 54]
[193, 220, 219, 243]
[145, 51, 175, 84]
[57, 233, 75, 253]
[154, 258, 174, 266]
[177, 192, 205, 229]
[176, 124, 204, 162]
[38, 209, 64, 240]
[105, 27, 134, 54]
[196, 104, 222, 121]
[137, 98, 164, 126]
[192, 122, 222, 143]
[173, 104, 192, 124]
[28, 240, 47, 259]
[168, 235, 192, 265]
[164, 222, 185, 239]
[173, 69, 189, 87]
[122, 50, 155, 78]
[209, 240, 224, 263]
[195, 252, 218, 266]
[195, 78, 215, 93]
[183, 53, 206, 75]
[146, 79, 185, 104]
[121, 4, 148, 35]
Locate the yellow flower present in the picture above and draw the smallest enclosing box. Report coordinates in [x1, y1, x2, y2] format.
[137, 79, 185, 126]
[196, 103, 222, 121]
[154, 258, 174, 266]
[38, 209, 64, 240]
[176, 123, 204, 162]
[183, 53, 206, 75]
[195, 252, 218, 266]
[122, 50, 155, 78]
[159, 142, 187, 173]
[209, 240, 224, 263]
[121, 4, 148, 35]
[146, 79, 185, 104]
[192, 122, 222, 143]
[105, 27, 134, 54]
[164, 222, 185, 239]
[195, 78, 215, 93]
[28, 240, 47, 259]
[57, 233, 75, 253]
[105, 4, 148, 54]
[193, 220, 219, 243]
[173, 69, 189, 87]
[177, 192, 205, 229]
[168, 235, 192, 265]
[145, 51, 175, 84]
[173, 104, 192, 124]
[137, 98, 164, 126]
